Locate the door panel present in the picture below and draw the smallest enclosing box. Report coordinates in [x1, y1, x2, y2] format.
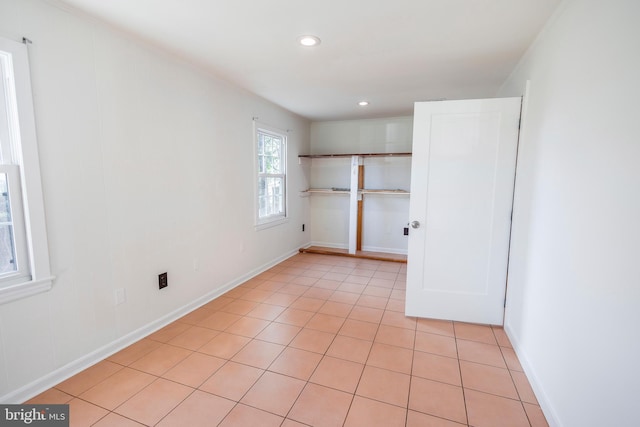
[406, 98, 521, 325]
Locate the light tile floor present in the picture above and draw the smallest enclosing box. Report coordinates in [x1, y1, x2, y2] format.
[27, 253, 549, 427]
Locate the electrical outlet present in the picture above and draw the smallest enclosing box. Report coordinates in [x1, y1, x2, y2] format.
[158, 272, 168, 290]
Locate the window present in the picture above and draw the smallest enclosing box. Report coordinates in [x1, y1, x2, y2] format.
[0, 165, 28, 278]
[0, 37, 53, 304]
[255, 125, 287, 228]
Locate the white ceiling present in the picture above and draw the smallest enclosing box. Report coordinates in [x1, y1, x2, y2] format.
[55, 0, 561, 121]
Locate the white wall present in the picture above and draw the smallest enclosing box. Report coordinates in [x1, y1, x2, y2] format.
[310, 117, 413, 156]
[498, 1, 640, 426]
[309, 118, 412, 253]
[0, 0, 310, 402]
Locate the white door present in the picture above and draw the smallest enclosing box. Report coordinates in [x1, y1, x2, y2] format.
[406, 98, 521, 325]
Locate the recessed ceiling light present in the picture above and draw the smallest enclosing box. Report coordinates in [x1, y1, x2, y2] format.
[358, 101, 370, 106]
[298, 35, 321, 47]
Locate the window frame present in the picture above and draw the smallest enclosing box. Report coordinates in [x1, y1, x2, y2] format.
[0, 37, 54, 304]
[254, 123, 288, 230]
[0, 164, 29, 281]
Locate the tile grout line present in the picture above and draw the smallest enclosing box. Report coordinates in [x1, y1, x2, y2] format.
[494, 326, 537, 427]
[405, 322, 418, 427]
[454, 325, 471, 427]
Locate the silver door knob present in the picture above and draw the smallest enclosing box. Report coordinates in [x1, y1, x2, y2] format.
[411, 221, 420, 229]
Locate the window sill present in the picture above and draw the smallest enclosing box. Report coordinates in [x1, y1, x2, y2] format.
[0, 276, 55, 305]
[255, 217, 288, 231]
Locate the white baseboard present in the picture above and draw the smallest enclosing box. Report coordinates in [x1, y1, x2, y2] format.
[306, 241, 407, 255]
[361, 245, 407, 255]
[1, 249, 299, 404]
[307, 241, 348, 250]
[504, 324, 561, 427]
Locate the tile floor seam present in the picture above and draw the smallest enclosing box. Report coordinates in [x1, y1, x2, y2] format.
[150, 386, 198, 427]
[409, 411, 470, 427]
[89, 410, 111, 426]
[238, 387, 305, 423]
[159, 363, 223, 390]
[460, 358, 512, 371]
[409, 371, 465, 389]
[105, 346, 162, 367]
[462, 386, 528, 403]
[457, 359, 510, 370]
[66, 395, 115, 414]
[210, 360, 284, 423]
[456, 336, 471, 426]
[215, 400, 241, 427]
[114, 358, 185, 380]
[53, 364, 123, 397]
[72, 369, 161, 410]
[455, 335, 500, 346]
[520, 400, 537, 427]
[338, 393, 356, 427]
[109, 412, 144, 426]
[412, 347, 459, 360]
[153, 339, 209, 354]
[404, 326, 417, 427]
[500, 360, 531, 406]
[279, 380, 321, 425]
[191, 386, 238, 405]
[350, 392, 409, 411]
[348, 319, 382, 403]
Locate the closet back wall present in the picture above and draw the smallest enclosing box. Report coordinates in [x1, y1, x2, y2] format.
[309, 118, 412, 254]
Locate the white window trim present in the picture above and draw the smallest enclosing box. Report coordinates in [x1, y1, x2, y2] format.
[0, 164, 30, 281]
[254, 121, 289, 230]
[0, 37, 54, 304]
